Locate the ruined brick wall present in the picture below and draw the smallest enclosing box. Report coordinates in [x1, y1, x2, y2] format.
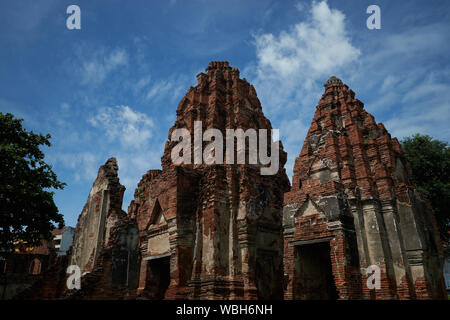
[10, 158, 140, 300]
[70, 158, 127, 273]
[1, 239, 56, 299]
[129, 61, 290, 300]
[283, 76, 447, 300]
[64, 158, 139, 299]
[13, 255, 69, 300]
[63, 226, 139, 300]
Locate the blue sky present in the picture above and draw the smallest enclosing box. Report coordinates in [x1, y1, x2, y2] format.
[1, 0, 449, 227]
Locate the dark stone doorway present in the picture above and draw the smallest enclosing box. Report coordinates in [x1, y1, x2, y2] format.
[145, 256, 170, 299]
[293, 241, 338, 300]
[255, 251, 283, 300]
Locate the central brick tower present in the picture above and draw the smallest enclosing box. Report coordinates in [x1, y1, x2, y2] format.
[129, 61, 290, 299]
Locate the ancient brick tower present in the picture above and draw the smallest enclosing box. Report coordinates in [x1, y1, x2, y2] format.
[129, 61, 290, 299]
[283, 76, 446, 299]
[68, 158, 139, 299]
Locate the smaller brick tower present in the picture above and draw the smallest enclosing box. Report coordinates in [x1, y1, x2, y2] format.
[129, 61, 290, 300]
[283, 76, 446, 300]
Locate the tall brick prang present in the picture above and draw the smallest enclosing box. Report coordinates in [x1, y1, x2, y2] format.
[283, 76, 447, 300]
[128, 61, 290, 299]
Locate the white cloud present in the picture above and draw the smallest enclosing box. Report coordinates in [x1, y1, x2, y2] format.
[51, 151, 100, 182]
[353, 22, 450, 142]
[401, 82, 448, 103]
[246, 1, 449, 185]
[254, 0, 360, 83]
[366, 23, 447, 66]
[146, 80, 174, 101]
[88, 105, 154, 148]
[145, 74, 191, 103]
[384, 82, 450, 140]
[250, 0, 360, 121]
[79, 48, 128, 86]
[61, 102, 70, 111]
[295, 2, 306, 12]
[248, 0, 360, 180]
[135, 75, 152, 93]
[51, 103, 162, 212]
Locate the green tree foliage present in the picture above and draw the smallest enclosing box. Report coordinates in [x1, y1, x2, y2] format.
[402, 134, 450, 242]
[0, 113, 65, 251]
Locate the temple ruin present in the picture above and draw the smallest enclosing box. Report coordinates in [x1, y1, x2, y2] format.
[283, 76, 446, 299]
[11, 62, 446, 300]
[128, 61, 290, 299]
[64, 158, 139, 299]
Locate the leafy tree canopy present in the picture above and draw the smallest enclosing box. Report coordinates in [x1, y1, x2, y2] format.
[401, 134, 450, 242]
[0, 112, 65, 251]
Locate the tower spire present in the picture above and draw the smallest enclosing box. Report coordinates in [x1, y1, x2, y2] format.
[324, 75, 343, 88]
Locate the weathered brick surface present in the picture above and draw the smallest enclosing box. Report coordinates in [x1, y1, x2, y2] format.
[62, 158, 140, 299]
[283, 76, 447, 300]
[14, 158, 139, 300]
[1, 239, 57, 299]
[8, 70, 446, 301]
[13, 255, 69, 300]
[129, 61, 290, 300]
